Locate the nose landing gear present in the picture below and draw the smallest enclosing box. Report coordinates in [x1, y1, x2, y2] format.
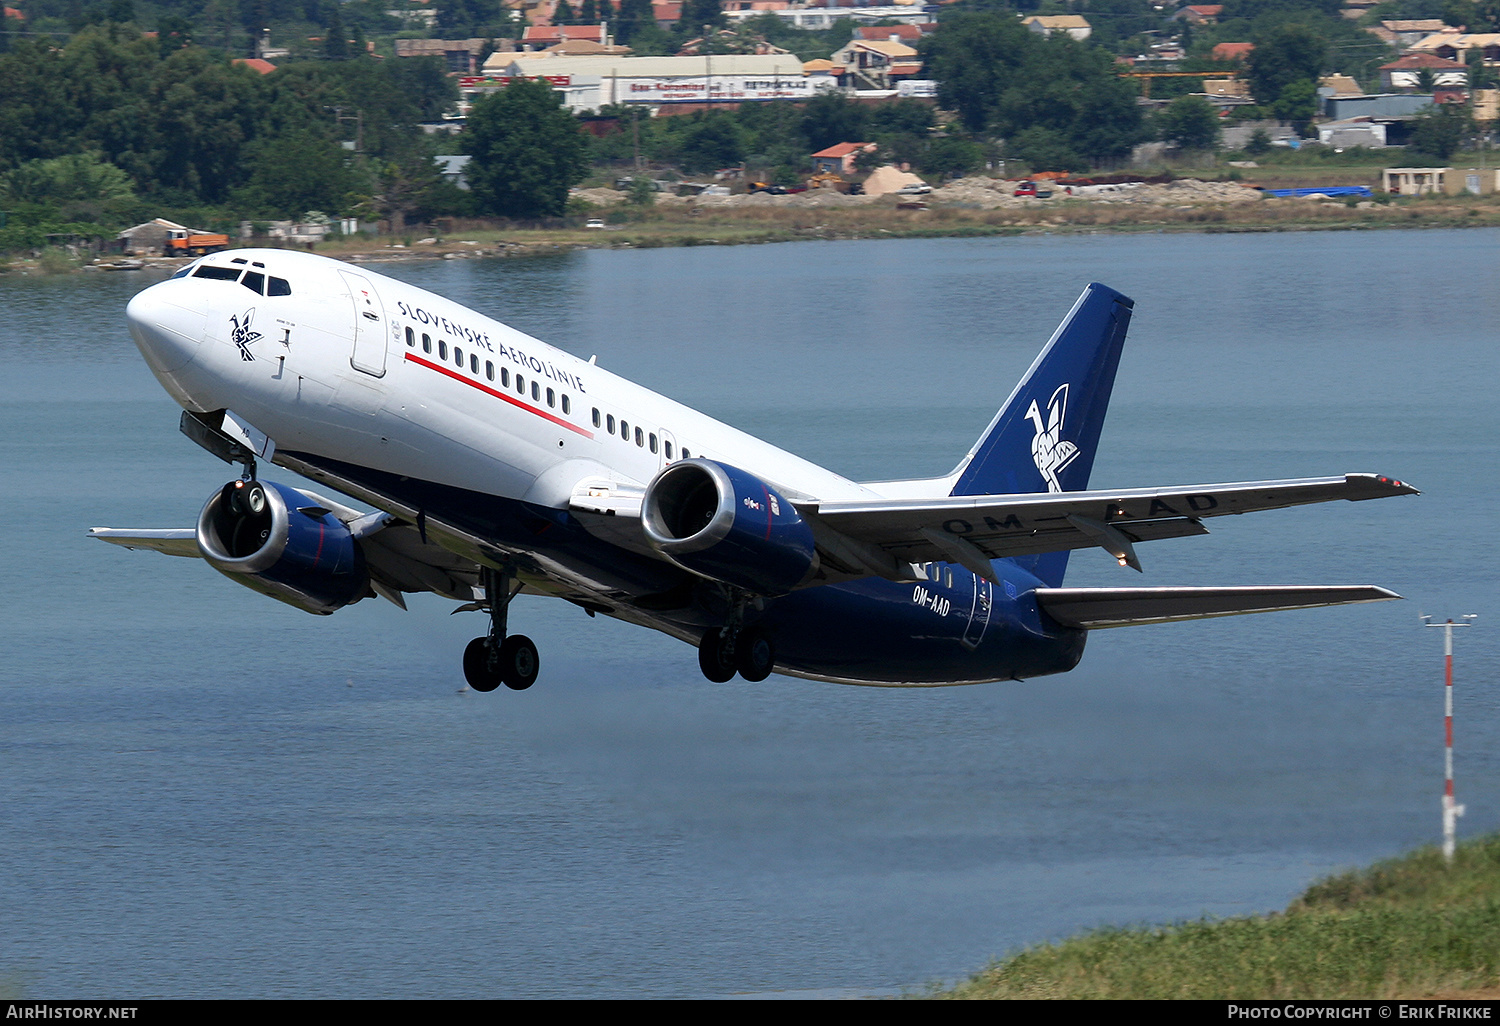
[463, 565, 539, 692]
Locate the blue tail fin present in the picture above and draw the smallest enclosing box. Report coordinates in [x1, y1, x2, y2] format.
[950, 282, 1134, 586]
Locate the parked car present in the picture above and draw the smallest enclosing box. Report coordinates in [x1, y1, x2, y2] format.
[1014, 180, 1053, 199]
[894, 182, 932, 195]
[585, 218, 605, 230]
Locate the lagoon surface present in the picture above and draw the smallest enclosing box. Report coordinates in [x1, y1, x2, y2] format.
[2, 229, 1498, 998]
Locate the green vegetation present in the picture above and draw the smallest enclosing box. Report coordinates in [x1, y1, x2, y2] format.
[936, 834, 1500, 999]
[1, 0, 1498, 258]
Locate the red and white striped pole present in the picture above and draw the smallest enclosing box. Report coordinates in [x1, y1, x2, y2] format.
[1423, 614, 1475, 864]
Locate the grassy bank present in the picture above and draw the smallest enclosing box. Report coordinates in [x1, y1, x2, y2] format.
[308, 191, 1500, 264]
[934, 835, 1500, 1000]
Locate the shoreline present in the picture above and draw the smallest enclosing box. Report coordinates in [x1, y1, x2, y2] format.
[16, 187, 1500, 275]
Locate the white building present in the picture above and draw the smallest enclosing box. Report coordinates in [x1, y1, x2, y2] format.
[477, 54, 836, 111]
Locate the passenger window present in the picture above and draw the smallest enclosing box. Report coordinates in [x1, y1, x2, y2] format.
[546, 388, 555, 408]
[927, 564, 939, 583]
[240, 271, 265, 294]
[649, 433, 657, 454]
[531, 382, 539, 401]
[592, 408, 601, 428]
[422, 333, 431, 354]
[665, 441, 673, 460]
[454, 346, 463, 366]
[438, 340, 448, 360]
[470, 354, 479, 374]
[944, 567, 953, 589]
[516, 375, 524, 395]
[606, 414, 615, 433]
[268, 277, 291, 296]
[620, 420, 628, 439]
[562, 395, 570, 415]
[405, 327, 415, 348]
[635, 427, 643, 447]
[682, 448, 690, 458]
[501, 368, 510, 387]
[486, 361, 494, 381]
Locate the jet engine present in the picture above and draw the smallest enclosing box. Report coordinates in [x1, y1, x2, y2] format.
[196, 478, 369, 614]
[641, 459, 817, 596]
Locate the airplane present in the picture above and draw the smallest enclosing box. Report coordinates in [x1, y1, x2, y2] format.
[93, 249, 1418, 691]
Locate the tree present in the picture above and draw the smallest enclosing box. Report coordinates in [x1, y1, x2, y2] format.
[1158, 95, 1221, 151]
[675, 110, 743, 173]
[1408, 102, 1474, 160]
[0, 152, 134, 204]
[1245, 24, 1325, 107]
[464, 79, 589, 219]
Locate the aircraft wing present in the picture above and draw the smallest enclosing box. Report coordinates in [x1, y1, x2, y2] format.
[801, 474, 1417, 580]
[1035, 585, 1401, 629]
[89, 528, 200, 557]
[90, 494, 484, 608]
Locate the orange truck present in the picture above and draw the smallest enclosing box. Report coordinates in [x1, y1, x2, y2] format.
[164, 229, 229, 256]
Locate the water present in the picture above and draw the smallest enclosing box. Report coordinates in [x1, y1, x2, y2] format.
[2, 230, 1497, 998]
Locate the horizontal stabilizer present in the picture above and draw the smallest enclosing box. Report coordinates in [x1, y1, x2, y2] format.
[1036, 585, 1401, 630]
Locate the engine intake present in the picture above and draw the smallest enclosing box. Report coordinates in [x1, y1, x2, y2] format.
[197, 479, 368, 614]
[642, 459, 817, 596]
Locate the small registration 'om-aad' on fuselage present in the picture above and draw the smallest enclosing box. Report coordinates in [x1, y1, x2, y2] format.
[93, 249, 1418, 691]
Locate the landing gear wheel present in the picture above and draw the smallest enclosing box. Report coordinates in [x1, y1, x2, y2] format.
[499, 634, 539, 691]
[463, 637, 503, 693]
[698, 628, 738, 683]
[736, 627, 774, 683]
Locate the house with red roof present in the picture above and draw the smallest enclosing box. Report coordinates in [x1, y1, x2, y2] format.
[810, 142, 875, 176]
[1212, 42, 1253, 62]
[1380, 53, 1468, 91]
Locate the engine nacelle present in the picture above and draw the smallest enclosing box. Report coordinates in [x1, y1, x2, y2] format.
[196, 479, 368, 615]
[641, 459, 817, 596]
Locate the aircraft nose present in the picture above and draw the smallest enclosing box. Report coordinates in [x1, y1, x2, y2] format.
[126, 281, 207, 374]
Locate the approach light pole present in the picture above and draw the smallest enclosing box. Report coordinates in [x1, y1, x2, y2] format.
[1422, 613, 1476, 863]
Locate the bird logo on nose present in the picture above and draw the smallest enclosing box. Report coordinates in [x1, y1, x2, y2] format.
[230, 309, 262, 362]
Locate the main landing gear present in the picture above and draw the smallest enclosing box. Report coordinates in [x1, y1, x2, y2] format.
[697, 612, 775, 684]
[463, 565, 539, 692]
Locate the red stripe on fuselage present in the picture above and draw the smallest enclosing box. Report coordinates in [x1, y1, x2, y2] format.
[404, 352, 594, 438]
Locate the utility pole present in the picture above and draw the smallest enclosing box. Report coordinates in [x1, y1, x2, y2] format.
[1422, 613, 1476, 863]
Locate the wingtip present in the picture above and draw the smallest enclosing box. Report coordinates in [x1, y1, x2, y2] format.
[1349, 473, 1420, 498]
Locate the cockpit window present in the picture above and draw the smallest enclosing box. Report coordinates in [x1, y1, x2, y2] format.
[240, 271, 265, 294]
[193, 266, 241, 281]
[268, 277, 291, 296]
[170, 264, 195, 279]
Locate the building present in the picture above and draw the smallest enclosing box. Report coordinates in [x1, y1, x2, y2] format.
[810, 142, 875, 176]
[724, 6, 933, 30]
[1211, 42, 1253, 63]
[1380, 20, 1452, 46]
[1317, 117, 1387, 148]
[829, 39, 922, 90]
[394, 38, 494, 73]
[116, 218, 191, 256]
[1173, 5, 1224, 25]
[1408, 32, 1500, 64]
[477, 53, 834, 111]
[1382, 167, 1448, 194]
[1379, 53, 1467, 91]
[1021, 15, 1092, 41]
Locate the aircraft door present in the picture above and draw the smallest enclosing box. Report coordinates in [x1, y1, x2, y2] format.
[658, 428, 677, 470]
[339, 270, 387, 378]
[962, 575, 992, 650]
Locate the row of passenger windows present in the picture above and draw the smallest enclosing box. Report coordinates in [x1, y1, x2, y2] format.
[406, 327, 572, 414]
[188, 259, 292, 296]
[403, 326, 693, 457]
[588, 408, 690, 460]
